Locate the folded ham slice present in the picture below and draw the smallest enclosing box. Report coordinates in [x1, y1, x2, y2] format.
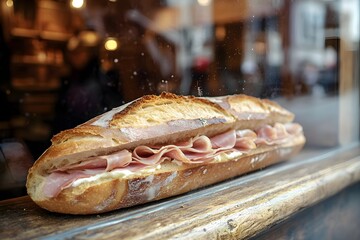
[43, 169, 104, 199]
[255, 123, 303, 145]
[55, 150, 133, 172]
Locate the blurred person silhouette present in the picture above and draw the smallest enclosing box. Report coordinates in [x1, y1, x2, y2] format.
[53, 30, 123, 133]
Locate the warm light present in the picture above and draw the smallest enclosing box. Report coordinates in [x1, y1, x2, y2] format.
[6, 0, 13, 7]
[215, 26, 226, 41]
[104, 38, 118, 51]
[197, 0, 211, 6]
[71, 0, 84, 9]
[82, 31, 99, 46]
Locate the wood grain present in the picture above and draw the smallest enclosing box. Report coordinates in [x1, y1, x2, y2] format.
[1, 145, 360, 239]
[252, 182, 360, 240]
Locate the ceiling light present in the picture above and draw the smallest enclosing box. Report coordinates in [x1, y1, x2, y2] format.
[6, 0, 13, 7]
[71, 0, 85, 9]
[104, 38, 118, 51]
[197, 0, 211, 6]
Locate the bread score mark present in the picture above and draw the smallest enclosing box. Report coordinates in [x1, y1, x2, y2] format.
[42, 122, 303, 199]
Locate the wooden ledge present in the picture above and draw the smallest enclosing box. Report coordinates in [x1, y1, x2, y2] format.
[1, 144, 360, 239]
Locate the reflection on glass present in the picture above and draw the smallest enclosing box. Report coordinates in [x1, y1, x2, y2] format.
[0, 0, 359, 161]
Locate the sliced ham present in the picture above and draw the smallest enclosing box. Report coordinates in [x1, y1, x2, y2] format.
[236, 129, 257, 139]
[43, 170, 98, 198]
[43, 122, 303, 198]
[105, 150, 133, 171]
[133, 135, 215, 164]
[273, 123, 288, 139]
[235, 138, 256, 150]
[255, 123, 301, 145]
[55, 150, 132, 172]
[210, 130, 237, 149]
[235, 129, 257, 150]
[55, 158, 107, 172]
[256, 125, 277, 141]
[132, 146, 172, 165]
[285, 122, 303, 135]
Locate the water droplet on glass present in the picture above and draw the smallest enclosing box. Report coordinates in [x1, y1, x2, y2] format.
[197, 87, 203, 96]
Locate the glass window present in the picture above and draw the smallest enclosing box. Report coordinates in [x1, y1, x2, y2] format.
[0, 0, 359, 199]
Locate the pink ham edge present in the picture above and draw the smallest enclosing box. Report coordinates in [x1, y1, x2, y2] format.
[210, 130, 237, 149]
[234, 129, 257, 150]
[43, 150, 133, 198]
[54, 150, 132, 172]
[132, 131, 238, 164]
[255, 123, 301, 145]
[105, 150, 133, 171]
[285, 122, 303, 135]
[236, 129, 257, 139]
[133, 135, 215, 164]
[42, 169, 102, 198]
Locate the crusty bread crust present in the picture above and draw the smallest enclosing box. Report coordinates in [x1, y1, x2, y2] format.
[205, 94, 294, 129]
[33, 135, 305, 214]
[27, 92, 304, 214]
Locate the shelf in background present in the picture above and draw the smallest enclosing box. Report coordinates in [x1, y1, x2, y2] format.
[11, 28, 71, 42]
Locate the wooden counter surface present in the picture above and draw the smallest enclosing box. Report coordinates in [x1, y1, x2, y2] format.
[1, 144, 360, 239]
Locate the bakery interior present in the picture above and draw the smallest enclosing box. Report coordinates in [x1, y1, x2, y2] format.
[1, 0, 360, 238]
[0, 0, 359, 206]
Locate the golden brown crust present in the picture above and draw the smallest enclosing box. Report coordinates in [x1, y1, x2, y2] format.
[34, 136, 305, 214]
[209, 94, 294, 123]
[110, 92, 229, 126]
[52, 125, 128, 145]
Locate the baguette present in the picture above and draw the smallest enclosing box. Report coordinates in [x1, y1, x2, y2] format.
[26, 92, 305, 214]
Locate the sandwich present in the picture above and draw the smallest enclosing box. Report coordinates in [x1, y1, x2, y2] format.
[26, 92, 305, 214]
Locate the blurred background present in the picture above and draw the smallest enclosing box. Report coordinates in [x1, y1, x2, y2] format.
[0, 0, 359, 199]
